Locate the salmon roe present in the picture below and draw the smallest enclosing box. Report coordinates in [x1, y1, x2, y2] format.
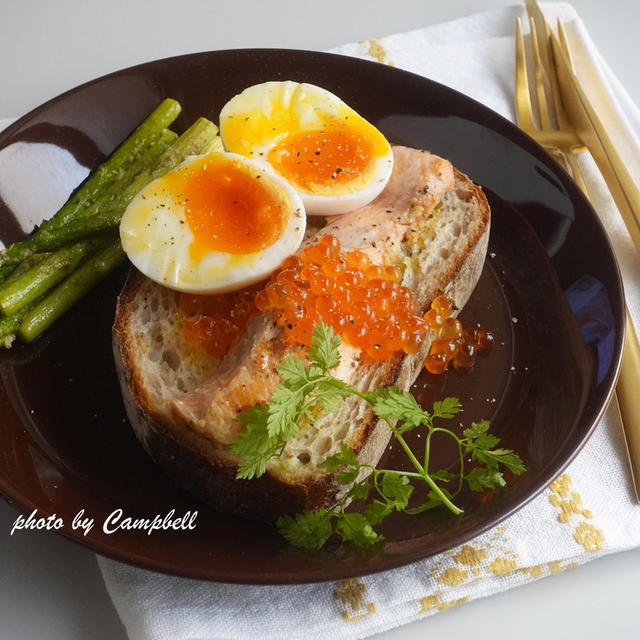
[423, 299, 495, 375]
[179, 284, 261, 357]
[255, 235, 420, 360]
[255, 235, 494, 370]
[178, 234, 495, 373]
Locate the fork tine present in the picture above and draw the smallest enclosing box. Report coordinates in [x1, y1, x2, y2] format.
[557, 19, 577, 73]
[553, 19, 588, 152]
[529, 17, 554, 131]
[515, 17, 535, 131]
[525, 0, 556, 79]
[541, 20, 571, 129]
[525, 1, 575, 136]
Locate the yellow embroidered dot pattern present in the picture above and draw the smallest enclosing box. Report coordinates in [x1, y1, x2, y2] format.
[574, 522, 605, 552]
[487, 557, 519, 576]
[550, 474, 572, 498]
[521, 564, 546, 579]
[329, 482, 605, 629]
[419, 592, 469, 614]
[549, 475, 593, 523]
[367, 39, 395, 66]
[453, 544, 487, 566]
[548, 473, 606, 553]
[334, 578, 377, 622]
[334, 578, 365, 610]
[368, 40, 387, 64]
[520, 561, 579, 578]
[437, 567, 470, 587]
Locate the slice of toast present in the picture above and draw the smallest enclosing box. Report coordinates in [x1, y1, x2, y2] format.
[113, 147, 490, 521]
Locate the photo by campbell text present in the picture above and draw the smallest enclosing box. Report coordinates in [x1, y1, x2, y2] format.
[10, 508, 198, 536]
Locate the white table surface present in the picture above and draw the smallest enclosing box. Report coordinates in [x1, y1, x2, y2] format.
[2, 1, 639, 638]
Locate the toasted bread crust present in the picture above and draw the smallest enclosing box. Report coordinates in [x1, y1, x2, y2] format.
[113, 166, 490, 521]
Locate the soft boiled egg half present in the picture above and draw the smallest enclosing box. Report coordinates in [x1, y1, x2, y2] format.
[119, 152, 306, 294]
[219, 81, 394, 216]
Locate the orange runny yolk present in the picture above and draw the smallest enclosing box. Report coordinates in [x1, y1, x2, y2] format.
[164, 155, 287, 261]
[267, 123, 383, 193]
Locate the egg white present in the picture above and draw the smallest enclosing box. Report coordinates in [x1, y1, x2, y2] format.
[219, 81, 394, 216]
[119, 152, 306, 294]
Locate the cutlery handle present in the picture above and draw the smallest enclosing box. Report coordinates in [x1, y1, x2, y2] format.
[617, 310, 640, 500]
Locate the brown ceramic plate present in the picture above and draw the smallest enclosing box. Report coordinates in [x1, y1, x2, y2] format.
[0, 50, 624, 584]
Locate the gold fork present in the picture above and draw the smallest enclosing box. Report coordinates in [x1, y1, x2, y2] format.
[515, 14, 591, 196]
[515, 2, 640, 500]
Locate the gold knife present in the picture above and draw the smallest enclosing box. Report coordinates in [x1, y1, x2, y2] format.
[547, 16, 640, 499]
[552, 25, 640, 253]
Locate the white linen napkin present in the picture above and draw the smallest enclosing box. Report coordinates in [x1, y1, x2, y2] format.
[4, 3, 639, 639]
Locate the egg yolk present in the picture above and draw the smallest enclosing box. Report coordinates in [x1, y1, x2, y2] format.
[267, 123, 383, 194]
[164, 155, 288, 262]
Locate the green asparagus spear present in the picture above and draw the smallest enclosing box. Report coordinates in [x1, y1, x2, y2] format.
[18, 239, 125, 344]
[0, 254, 79, 345]
[0, 127, 178, 268]
[11, 212, 121, 254]
[1, 123, 222, 257]
[44, 98, 181, 229]
[0, 99, 181, 267]
[0, 302, 38, 348]
[143, 117, 222, 180]
[0, 254, 63, 343]
[0, 240, 103, 316]
[0, 264, 19, 286]
[71, 127, 178, 222]
[3, 113, 221, 344]
[0, 253, 51, 285]
[6, 252, 51, 274]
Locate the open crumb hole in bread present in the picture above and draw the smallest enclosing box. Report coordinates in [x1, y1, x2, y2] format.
[162, 349, 180, 371]
[315, 435, 333, 456]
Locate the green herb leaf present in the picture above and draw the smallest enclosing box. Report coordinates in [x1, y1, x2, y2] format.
[319, 442, 358, 473]
[266, 385, 303, 440]
[336, 512, 383, 546]
[231, 429, 278, 480]
[469, 432, 501, 452]
[432, 397, 462, 419]
[465, 467, 506, 491]
[277, 510, 333, 550]
[364, 500, 393, 525]
[405, 489, 449, 514]
[463, 419, 491, 440]
[231, 405, 278, 479]
[473, 448, 526, 475]
[314, 393, 345, 413]
[430, 469, 458, 483]
[380, 472, 413, 510]
[276, 356, 309, 390]
[349, 479, 373, 501]
[308, 321, 341, 372]
[336, 467, 360, 485]
[314, 377, 352, 413]
[370, 386, 425, 430]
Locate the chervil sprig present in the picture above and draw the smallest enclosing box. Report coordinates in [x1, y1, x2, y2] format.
[230, 321, 526, 547]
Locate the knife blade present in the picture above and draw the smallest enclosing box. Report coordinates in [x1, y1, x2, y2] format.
[549, 19, 640, 500]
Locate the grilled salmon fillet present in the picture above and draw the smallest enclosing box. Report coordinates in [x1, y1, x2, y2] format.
[113, 145, 490, 521]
